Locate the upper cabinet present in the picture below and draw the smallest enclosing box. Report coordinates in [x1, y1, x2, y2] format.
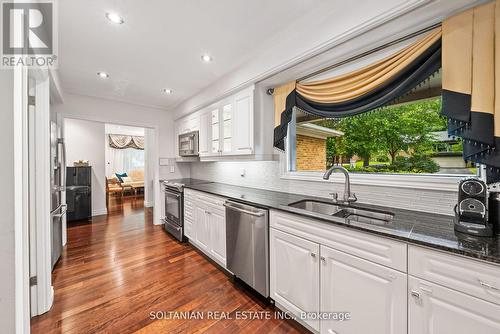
[175, 85, 256, 160]
[233, 89, 254, 155]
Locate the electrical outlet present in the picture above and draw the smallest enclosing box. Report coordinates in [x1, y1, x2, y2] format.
[170, 165, 175, 173]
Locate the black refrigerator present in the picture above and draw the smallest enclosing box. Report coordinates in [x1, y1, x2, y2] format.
[66, 166, 92, 222]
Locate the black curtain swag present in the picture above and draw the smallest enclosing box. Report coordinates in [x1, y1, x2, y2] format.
[273, 38, 442, 151]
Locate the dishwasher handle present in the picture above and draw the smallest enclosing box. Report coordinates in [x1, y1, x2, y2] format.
[223, 202, 265, 217]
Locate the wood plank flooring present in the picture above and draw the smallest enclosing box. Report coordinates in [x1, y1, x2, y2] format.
[31, 196, 307, 333]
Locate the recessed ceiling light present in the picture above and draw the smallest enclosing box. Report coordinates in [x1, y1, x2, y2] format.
[97, 71, 109, 79]
[162, 88, 173, 94]
[201, 54, 213, 63]
[105, 12, 124, 24]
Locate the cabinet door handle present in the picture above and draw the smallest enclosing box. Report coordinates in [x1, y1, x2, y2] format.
[310, 252, 316, 258]
[479, 279, 500, 291]
[320, 256, 326, 263]
[410, 290, 420, 299]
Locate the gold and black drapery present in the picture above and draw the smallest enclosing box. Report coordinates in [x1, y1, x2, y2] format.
[442, 1, 500, 182]
[273, 28, 442, 151]
[108, 134, 145, 150]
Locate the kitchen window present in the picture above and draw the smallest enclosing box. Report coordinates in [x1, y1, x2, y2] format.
[283, 70, 477, 190]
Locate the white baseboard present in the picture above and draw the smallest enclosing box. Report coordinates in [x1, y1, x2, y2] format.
[144, 201, 154, 208]
[92, 208, 108, 216]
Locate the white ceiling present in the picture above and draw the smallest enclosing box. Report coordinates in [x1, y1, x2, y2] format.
[58, 0, 330, 110]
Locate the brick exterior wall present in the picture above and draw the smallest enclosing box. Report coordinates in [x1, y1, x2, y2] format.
[296, 134, 326, 171]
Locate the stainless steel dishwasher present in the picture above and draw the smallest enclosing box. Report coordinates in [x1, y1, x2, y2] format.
[224, 200, 269, 297]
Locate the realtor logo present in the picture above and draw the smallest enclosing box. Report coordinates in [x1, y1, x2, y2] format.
[1, 1, 57, 67]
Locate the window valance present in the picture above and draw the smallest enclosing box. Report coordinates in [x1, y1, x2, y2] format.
[108, 134, 145, 150]
[442, 0, 500, 181]
[273, 28, 442, 151]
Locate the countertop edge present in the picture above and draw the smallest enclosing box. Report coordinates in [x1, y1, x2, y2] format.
[184, 184, 500, 266]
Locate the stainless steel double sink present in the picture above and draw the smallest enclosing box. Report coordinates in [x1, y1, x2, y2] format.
[288, 199, 394, 225]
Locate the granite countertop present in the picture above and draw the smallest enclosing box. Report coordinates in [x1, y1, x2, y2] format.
[185, 182, 500, 265]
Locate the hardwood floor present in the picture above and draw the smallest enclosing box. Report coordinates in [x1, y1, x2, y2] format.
[31, 196, 307, 333]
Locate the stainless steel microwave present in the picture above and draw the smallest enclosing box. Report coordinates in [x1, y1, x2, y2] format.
[178, 131, 199, 157]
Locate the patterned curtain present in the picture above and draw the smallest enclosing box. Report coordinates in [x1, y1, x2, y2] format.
[273, 28, 442, 151]
[108, 134, 145, 150]
[441, 0, 500, 182]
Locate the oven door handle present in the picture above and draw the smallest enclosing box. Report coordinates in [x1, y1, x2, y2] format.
[163, 189, 181, 198]
[223, 202, 265, 217]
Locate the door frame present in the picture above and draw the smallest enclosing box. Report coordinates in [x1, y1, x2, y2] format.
[28, 68, 54, 317]
[14, 64, 30, 333]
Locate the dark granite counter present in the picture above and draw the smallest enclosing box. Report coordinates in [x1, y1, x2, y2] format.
[185, 182, 500, 265]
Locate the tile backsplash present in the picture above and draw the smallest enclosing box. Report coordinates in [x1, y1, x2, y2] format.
[190, 160, 457, 216]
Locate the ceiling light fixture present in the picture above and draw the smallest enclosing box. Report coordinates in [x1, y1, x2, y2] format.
[105, 12, 124, 24]
[201, 54, 213, 63]
[162, 88, 173, 94]
[97, 71, 109, 79]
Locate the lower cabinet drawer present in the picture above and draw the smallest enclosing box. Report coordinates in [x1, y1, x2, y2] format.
[408, 245, 500, 305]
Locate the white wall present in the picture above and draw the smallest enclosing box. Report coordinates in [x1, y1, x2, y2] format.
[64, 118, 107, 216]
[0, 69, 16, 333]
[144, 128, 155, 207]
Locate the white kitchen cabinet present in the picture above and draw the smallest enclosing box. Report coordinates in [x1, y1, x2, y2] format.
[320, 245, 407, 334]
[221, 102, 233, 154]
[210, 106, 220, 155]
[198, 109, 210, 156]
[233, 88, 254, 154]
[270, 228, 320, 332]
[194, 202, 210, 252]
[408, 275, 500, 334]
[177, 85, 255, 160]
[185, 190, 227, 267]
[208, 206, 226, 265]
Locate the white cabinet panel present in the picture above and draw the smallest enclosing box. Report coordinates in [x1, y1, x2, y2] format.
[409, 276, 500, 334]
[194, 203, 210, 252]
[233, 89, 253, 154]
[320, 245, 407, 334]
[270, 228, 320, 331]
[198, 110, 210, 156]
[208, 207, 226, 266]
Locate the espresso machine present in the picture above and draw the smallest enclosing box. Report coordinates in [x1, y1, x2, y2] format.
[454, 178, 495, 237]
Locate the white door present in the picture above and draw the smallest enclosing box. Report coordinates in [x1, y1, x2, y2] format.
[233, 90, 253, 154]
[208, 207, 226, 266]
[320, 245, 407, 334]
[409, 276, 500, 334]
[199, 110, 210, 156]
[194, 202, 210, 252]
[270, 228, 320, 331]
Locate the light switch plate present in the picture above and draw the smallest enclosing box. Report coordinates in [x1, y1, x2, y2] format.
[170, 165, 175, 173]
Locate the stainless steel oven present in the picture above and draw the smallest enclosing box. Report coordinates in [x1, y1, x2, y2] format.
[163, 184, 183, 241]
[179, 131, 199, 157]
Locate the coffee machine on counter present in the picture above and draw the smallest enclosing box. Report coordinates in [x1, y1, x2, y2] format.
[454, 178, 497, 237]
